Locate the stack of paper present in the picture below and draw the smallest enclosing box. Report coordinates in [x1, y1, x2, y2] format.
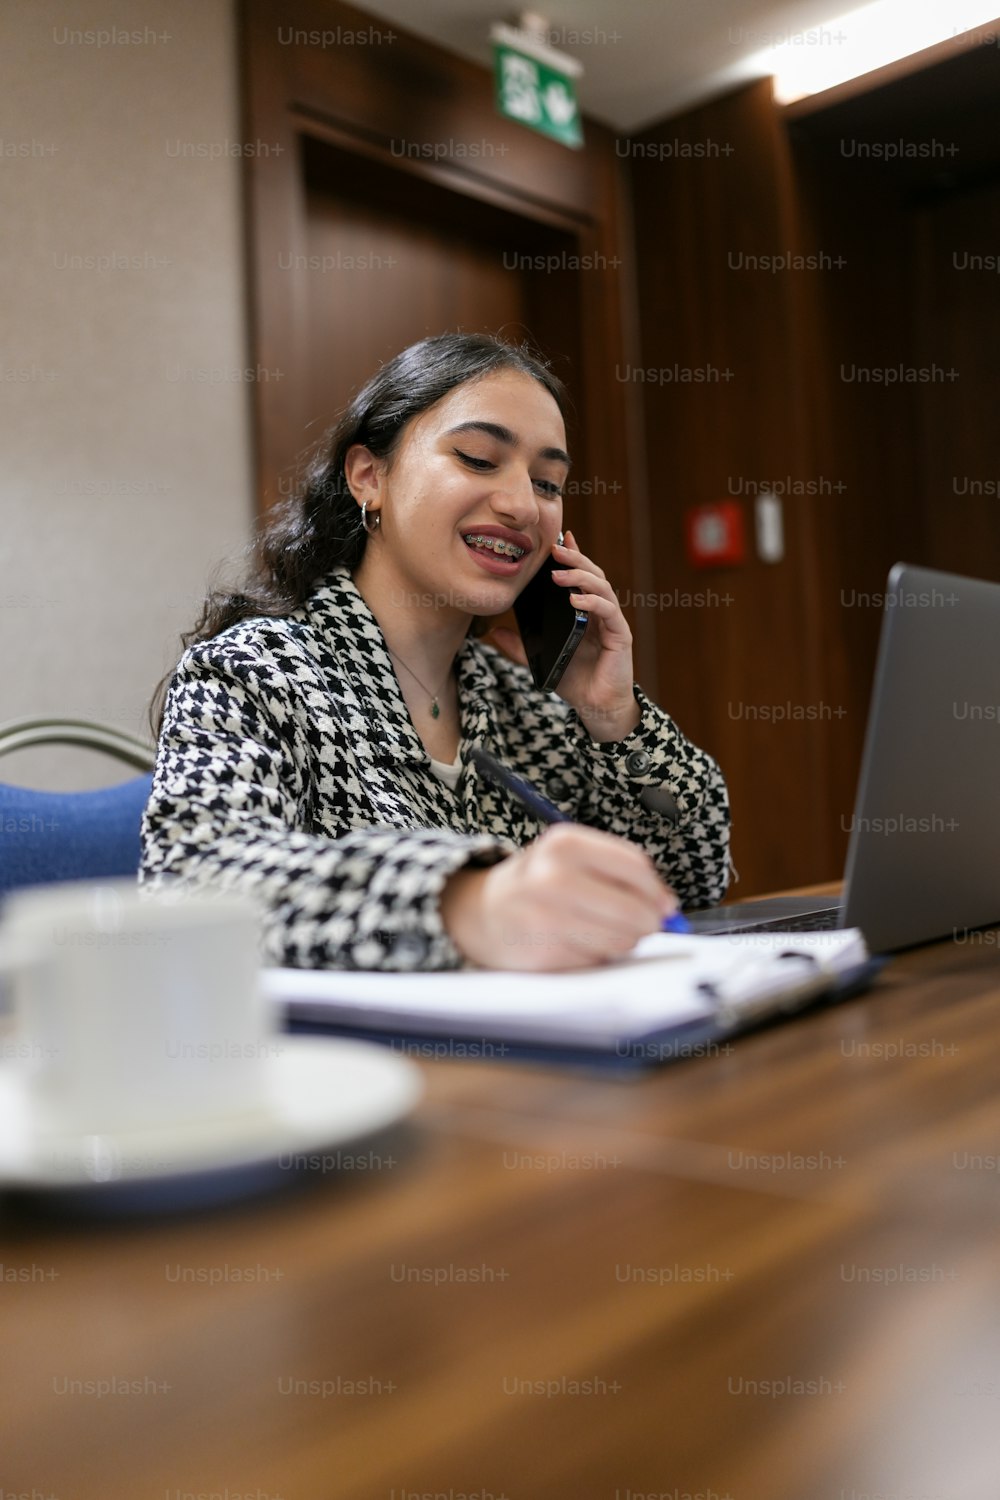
[263, 928, 870, 1053]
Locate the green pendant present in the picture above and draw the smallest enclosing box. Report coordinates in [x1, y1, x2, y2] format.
[430, 699, 440, 719]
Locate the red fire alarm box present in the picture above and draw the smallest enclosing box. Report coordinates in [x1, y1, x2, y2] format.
[685, 501, 745, 569]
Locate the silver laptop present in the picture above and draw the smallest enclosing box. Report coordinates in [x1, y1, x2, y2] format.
[686, 562, 1000, 952]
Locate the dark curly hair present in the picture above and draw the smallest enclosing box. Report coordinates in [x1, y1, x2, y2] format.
[149, 331, 570, 738]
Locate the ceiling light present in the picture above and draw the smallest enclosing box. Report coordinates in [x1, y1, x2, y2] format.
[743, 0, 1000, 104]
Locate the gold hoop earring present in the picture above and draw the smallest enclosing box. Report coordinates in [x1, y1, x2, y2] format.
[361, 501, 381, 535]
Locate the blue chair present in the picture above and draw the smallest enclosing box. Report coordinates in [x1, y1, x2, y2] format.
[0, 719, 156, 895]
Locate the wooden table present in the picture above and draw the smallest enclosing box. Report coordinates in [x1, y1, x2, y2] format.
[5, 918, 1000, 1500]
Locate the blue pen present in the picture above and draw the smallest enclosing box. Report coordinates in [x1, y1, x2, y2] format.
[467, 746, 692, 935]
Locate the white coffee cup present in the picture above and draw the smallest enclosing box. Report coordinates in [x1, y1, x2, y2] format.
[0, 879, 270, 1141]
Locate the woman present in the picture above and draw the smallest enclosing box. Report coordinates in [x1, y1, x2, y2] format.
[141, 333, 730, 971]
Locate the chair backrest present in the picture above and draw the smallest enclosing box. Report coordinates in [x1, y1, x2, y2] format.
[0, 718, 155, 772]
[0, 719, 156, 895]
[0, 776, 155, 894]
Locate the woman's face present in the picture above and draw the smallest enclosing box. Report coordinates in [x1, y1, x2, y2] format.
[350, 369, 570, 618]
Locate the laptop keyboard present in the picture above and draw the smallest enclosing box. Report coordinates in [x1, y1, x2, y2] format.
[722, 907, 842, 935]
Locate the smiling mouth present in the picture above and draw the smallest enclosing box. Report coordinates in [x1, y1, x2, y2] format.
[462, 533, 527, 559]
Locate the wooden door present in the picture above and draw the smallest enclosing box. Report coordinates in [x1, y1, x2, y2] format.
[287, 133, 586, 495]
[241, 0, 641, 604]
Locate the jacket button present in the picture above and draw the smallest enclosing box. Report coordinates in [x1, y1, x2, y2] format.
[388, 932, 429, 965]
[548, 776, 569, 801]
[625, 750, 652, 776]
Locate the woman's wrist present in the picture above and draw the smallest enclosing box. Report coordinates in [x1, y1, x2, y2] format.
[439, 864, 490, 961]
[576, 694, 641, 744]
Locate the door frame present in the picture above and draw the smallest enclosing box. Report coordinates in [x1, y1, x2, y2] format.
[239, 0, 657, 680]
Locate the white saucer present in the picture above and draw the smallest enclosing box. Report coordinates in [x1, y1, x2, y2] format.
[0, 1036, 423, 1208]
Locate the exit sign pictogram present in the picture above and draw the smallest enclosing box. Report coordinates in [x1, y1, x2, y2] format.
[492, 24, 583, 150]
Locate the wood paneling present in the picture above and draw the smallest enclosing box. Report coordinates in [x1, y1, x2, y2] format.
[630, 41, 1000, 898]
[912, 182, 1000, 581]
[787, 43, 1000, 861]
[788, 137, 923, 858]
[629, 80, 837, 897]
[279, 0, 608, 220]
[296, 134, 538, 462]
[241, 0, 645, 612]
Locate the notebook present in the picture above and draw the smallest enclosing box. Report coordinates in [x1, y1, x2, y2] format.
[264, 927, 872, 1060]
[686, 562, 1000, 951]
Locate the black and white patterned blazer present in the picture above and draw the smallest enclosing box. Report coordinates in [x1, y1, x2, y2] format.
[139, 568, 730, 969]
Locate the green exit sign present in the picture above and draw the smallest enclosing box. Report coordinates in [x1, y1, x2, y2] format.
[492, 25, 583, 150]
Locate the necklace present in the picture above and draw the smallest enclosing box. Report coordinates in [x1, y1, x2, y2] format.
[387, 649, 452, 719]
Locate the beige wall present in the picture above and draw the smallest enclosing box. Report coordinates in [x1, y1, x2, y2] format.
[0, 0, 251, 788]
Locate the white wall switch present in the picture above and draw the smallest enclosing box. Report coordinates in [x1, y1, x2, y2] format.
[755, 492, 784, 563]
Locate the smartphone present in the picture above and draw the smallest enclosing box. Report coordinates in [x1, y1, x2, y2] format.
[513, 535, 589, 693]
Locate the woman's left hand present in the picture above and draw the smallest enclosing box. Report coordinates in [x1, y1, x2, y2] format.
[487, 530, 640, 743]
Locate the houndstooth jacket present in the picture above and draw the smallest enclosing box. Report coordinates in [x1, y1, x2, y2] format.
[139, 568, 730, 970]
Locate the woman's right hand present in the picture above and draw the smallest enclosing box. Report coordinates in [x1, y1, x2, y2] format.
[439, 822, 680, 971]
